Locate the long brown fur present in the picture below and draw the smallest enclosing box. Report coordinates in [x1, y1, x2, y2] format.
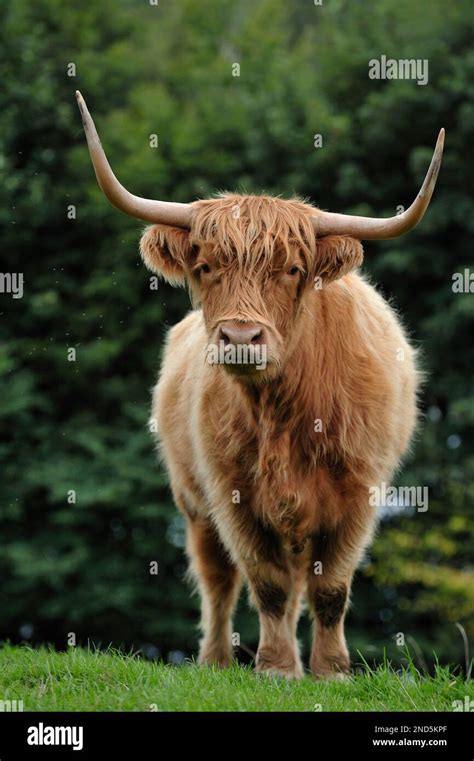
[140, 193, 418, 679]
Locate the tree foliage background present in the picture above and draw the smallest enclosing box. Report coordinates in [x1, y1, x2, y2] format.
[1, 0, 473, 670]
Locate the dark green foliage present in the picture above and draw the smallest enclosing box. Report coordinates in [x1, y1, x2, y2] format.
[0, 0, 472, 668]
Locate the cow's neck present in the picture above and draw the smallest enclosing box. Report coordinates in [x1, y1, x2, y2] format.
[231, 289, 346, 479]
[236, 293, 323, 428]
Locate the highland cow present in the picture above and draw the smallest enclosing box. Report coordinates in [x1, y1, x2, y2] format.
[77, 91, 444, 679]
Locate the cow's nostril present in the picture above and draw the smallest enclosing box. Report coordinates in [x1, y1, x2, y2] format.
[219, 327, 231, 346]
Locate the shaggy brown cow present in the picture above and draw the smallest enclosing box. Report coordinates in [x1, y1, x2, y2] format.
[76, 92, 444, 679]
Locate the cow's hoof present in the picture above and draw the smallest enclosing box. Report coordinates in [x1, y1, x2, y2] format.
[255, 660, 304, 680]
[313, 670, 351, 682]
[198, 650, 232, 669]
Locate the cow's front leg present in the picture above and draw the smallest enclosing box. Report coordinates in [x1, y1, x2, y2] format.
[186, 515, 241, 667]
[307, 506, 375, 679]
[308, 531, 354, 681]
[210, 497, 304, 679]
[247, 560, 304, 680]
[308, 576, 351, 679]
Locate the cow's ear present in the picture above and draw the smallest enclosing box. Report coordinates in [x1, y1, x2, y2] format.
[140, 224, 193, 286]
[314, 236, 364, 284]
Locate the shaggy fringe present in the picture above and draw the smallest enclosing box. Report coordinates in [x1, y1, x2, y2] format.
[190, 193, 317, 275]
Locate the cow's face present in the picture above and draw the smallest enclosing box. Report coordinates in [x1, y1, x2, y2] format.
[140, 196, 363, 381]
[187, 238, 309, 379]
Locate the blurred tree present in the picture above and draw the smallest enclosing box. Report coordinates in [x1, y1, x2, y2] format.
[0, 0, 472, 668]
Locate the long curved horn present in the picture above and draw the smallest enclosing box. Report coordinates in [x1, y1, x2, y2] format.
[75, 91, 192, 228]
[313, 129, 445, 240]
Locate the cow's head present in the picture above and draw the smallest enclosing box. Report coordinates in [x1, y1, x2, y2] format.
[76, 91, 444, 381]
[139, 195, 365, 379]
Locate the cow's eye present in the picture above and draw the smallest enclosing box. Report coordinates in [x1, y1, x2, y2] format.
[191, 261, 211, 277]
[288, 265, 301, 276]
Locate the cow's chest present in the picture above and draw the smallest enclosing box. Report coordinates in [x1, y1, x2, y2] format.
[208, 378, 358, 552]
[215, 418, 348, 552]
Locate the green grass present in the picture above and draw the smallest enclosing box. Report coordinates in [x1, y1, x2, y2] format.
[0, 645, 472, 712]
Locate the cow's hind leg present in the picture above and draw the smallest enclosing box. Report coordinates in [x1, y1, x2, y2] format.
[186, 514, 241, 667]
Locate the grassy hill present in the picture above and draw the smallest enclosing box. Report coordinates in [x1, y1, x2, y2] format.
[0, 645, 472, 712]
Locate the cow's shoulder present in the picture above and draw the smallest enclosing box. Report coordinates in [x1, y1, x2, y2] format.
[155, 310, 205, 406]
[165, 309, 206, 351]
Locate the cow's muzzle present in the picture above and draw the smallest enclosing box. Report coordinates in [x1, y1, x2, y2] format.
[208, 320, 269, 375]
